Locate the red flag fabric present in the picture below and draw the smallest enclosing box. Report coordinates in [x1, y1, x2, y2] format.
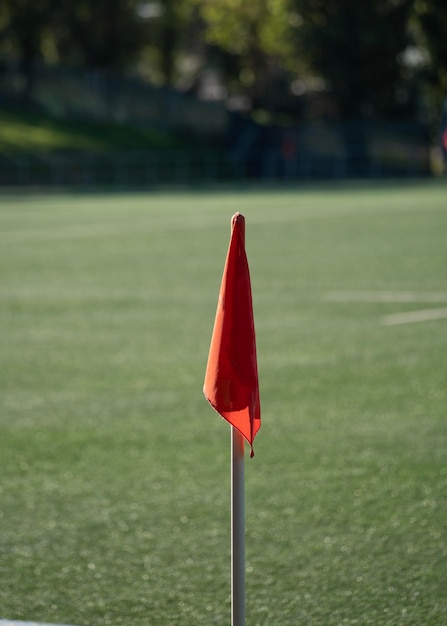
[204, 213, 261, 456]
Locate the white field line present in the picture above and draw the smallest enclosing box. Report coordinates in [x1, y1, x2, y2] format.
[0, 622, 77, 626]
[382, 307, 447, 326]
[324, 291, 447, 303]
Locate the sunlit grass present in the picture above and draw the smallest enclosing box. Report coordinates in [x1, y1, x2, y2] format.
[0, 108, 181, 154]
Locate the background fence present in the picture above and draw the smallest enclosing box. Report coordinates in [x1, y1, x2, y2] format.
[229, 118, 432, 179]
[0, 62, 434, 186]
[0, 152, 235, 188]
[0, 62, 228, 141]
[0, 148, 431, 189]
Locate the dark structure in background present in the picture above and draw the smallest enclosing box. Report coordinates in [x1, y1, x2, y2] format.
[228, 115, 430, 180]
[441, 98, 447, 168]
[0, 62, 433, 186]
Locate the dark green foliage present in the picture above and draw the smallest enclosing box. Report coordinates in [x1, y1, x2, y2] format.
[414, 0, 447, 100]
[293, 0, 415, 118]
[1, 0, 446, 124]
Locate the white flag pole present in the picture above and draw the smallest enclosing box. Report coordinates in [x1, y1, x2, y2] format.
[231, 426, 245, 626]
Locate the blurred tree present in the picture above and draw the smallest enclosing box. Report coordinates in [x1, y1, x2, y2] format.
[3, 0, 446, 136]
[0, 0, 59, 98]
[157, 0, 179, 85]
[413, 0, 447, 105]
[288, 0, 417, 173]
[291, 0, 415, 119]
[138, 0, 193, 86]
[54, 0, 143, 70]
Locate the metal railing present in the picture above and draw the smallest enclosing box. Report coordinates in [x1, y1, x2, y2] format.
[0, 62, 228, 140]
[0, 150, 432, 189]
[0, 151, 234, 188]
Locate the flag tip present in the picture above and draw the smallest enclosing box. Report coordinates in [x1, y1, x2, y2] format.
[232, 212, 245, 226]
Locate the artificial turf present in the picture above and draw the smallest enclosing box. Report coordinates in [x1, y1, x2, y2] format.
[1, 181, 446, 625]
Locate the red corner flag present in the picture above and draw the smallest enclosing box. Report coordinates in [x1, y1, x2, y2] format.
[204, 213, 261, 457]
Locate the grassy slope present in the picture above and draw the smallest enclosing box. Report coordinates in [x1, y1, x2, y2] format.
[0, 108, 184, 154]
[0, 181, 446, 625]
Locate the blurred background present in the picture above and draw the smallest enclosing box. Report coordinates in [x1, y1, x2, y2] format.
[0, 0, 446, 187]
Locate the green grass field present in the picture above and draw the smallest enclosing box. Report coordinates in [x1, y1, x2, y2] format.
[1, 181, 447, 626]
